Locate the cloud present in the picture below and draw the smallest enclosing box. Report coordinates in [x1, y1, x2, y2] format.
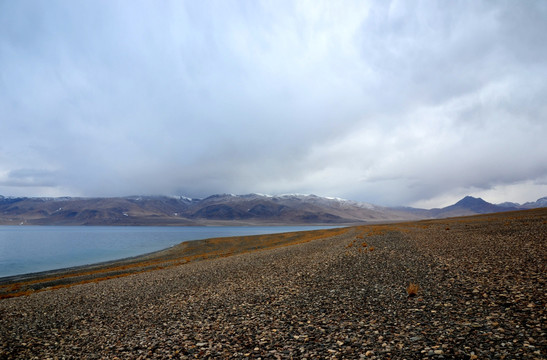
[1, 1, 546, 207]
[0, 169, 58, 188]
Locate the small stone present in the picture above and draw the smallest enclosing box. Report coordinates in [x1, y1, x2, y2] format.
[365, 350, 374, 357]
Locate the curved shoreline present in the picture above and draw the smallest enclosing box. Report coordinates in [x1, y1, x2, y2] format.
[0, 244, 177, 284]
[0, 227, 350, 299]
[0, 208, 545, 358]
[0, 224, 347, 281]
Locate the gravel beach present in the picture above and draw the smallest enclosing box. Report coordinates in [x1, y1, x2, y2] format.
[1, 209, 545, 359]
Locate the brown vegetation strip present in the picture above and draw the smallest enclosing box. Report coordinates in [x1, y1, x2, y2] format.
[0, 227, 349, 299]
[0, 208, 545, 359]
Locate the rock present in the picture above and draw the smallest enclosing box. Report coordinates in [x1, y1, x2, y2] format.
[1, 210, 545, 359]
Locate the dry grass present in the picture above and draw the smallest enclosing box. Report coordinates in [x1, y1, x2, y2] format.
[407, 282, 419, 297]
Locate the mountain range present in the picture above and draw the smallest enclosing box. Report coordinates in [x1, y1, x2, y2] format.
[0, 193, 545, 226]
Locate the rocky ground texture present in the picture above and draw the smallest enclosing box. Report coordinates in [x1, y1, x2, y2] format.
[0, 209, 545, 359]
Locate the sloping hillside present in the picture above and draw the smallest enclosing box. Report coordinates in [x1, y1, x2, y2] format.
[0, 194, 418, 225]
[1, 194, 545, 225]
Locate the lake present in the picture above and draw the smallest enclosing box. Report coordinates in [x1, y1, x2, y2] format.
[0, 225, 339, 278]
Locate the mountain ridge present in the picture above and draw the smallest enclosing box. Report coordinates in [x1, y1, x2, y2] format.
[0, 193, 545, 226]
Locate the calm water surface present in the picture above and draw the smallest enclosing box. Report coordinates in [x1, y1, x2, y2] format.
[0, 226, 338, 278]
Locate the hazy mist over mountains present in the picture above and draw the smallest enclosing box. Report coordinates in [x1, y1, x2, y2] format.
[1, 2, 547, 209]
[1, 193, 545, 226]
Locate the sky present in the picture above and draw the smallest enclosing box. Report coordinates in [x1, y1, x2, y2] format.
[1, 1, 546, 208]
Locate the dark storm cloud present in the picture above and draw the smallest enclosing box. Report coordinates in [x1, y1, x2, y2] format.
[1, 1, 546, 207]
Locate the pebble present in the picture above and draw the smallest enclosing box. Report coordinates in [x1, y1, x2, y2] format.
[1, 210, 545, 359]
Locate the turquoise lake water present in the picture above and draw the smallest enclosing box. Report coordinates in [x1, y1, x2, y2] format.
[0, 225, 338, 278]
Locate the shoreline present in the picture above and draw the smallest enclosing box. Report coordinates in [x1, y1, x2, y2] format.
[0, 226, 350, 299]
[0, 208, 545, 358]
[0, 243, 178, 285]
[0, 224, 347, 286]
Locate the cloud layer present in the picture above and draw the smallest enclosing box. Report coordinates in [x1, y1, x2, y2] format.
[1, 1, 546, 207]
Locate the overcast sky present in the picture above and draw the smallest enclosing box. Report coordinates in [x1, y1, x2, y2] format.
[1, 1, 546, 208]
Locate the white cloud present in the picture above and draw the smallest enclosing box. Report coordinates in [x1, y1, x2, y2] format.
[0, 1, 546, 207]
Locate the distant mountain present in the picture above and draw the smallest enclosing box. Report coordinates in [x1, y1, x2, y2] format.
[402, 195, 547, 218]
[0, 193, 419, 226]
[520, 196, 547, 209]
[1, 193, 545, 226]
[496, 201, 521, 208]
[428, 196, 514, 218]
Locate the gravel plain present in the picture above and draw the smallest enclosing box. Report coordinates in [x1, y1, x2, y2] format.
[0, 209, 545, 359]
